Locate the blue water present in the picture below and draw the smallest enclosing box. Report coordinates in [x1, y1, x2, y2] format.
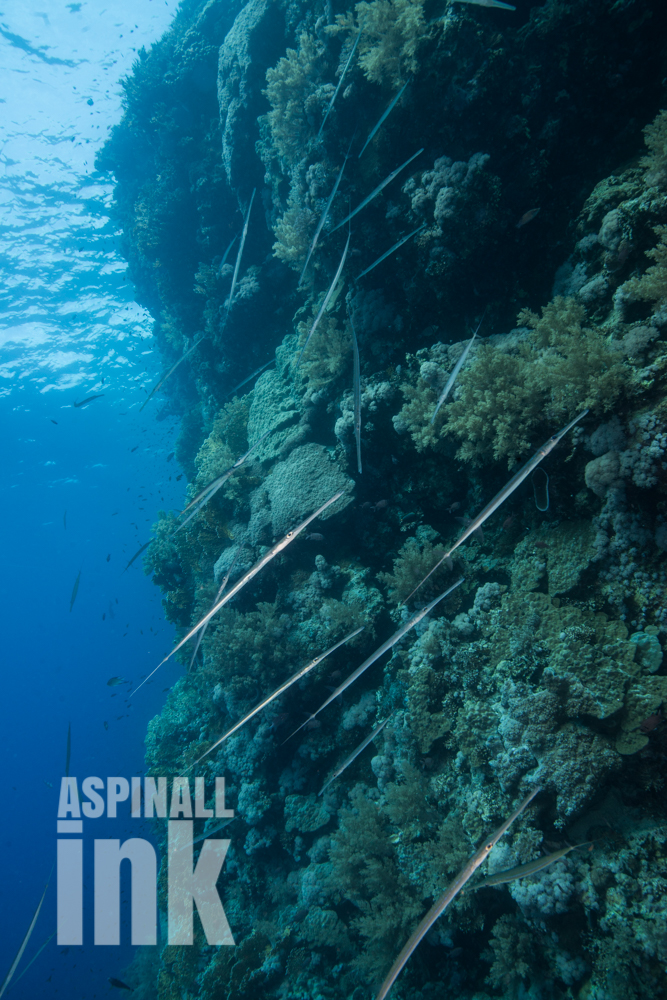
[0, 3, 184, 995]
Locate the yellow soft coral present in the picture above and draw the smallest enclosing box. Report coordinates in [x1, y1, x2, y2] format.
[355, 0, 427, 86]
[264, 32, 321, 166]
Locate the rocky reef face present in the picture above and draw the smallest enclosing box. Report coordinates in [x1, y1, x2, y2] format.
[98, 1, 667, 997]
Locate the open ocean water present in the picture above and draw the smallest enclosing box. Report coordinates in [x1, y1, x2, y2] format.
[1, 3, 180, 996]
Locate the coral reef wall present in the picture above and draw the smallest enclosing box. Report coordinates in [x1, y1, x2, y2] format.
[98, 0, 667, 997]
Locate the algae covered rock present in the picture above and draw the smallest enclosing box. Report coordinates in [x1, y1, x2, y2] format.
[248, 442, 354, 541]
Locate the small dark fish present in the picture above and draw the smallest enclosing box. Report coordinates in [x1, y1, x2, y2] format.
[103, 721, 109, 730]
[305, 533, 325, 541]
[73, 393, 104, 408]
[63, 510, 67, 530]
[122, 540, 151, 574]
[107, 676, 125, 687]
[167, 452, 174, 462]
[69, 569, 81, 612]
[373, 499, 388, 511]
[106, 554, 111, 562]
[640, 710, 663, 734]
[131, 446, 138, 453]
[516, 208, 541, 229]
[108, 977, 134, 992]
[446, 502, 461, 513]
[502, 514, 515, 531]
[534, 541, 548, 550]
[176, 474, 183, 481]
[50, 419, 58, 425]
[102, 613, 106, 620]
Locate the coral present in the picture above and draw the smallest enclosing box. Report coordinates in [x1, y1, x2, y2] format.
[246, 441, 355, 541]
[351, 0, 428, 87]
[263, 32, 322, 167]
[396, 297, 632, 466]
[377, 527, 455, 603]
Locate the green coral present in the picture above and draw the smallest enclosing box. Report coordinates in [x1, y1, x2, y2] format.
[348, 0, 429, 87]
[264, 33, 322, 167]
[396, 297, 632, 466]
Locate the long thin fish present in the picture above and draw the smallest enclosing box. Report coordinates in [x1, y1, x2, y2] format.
[453, 0, 516, 9]
[4, 932, 56, 994]
[375, 787, 541, 1000]
[295, 233, 350, 368]
[65, 723, 71, 778]
[218, 232, 239, 275]
[188, 547, 243, 672]
[431, 315, 484, 425]
[175, 427, 273, 533]
[122, 540, 151, 574]
[357, 223, 426, 280]
[299, 152, 350, 286]
[331, 148, 424, 233]
[318, 716, 390, 796]
[190, 817, 234, 847]
[222, 188, 255, 331]
[133, 490, 346, 695]
[403, 411, 588, 605]
[318, 31, 361, 137]
[473, 842, 592, 890]
[140, 336, 205, 412]
[69, 570, 81, 612]
[349, 311, 362, 474]
[73, 393, 104, 408]
[285, 578, 463, 742]
[223, 358, 275, 399]
[0, 876, 50, 998]
[358, 79, 410, 159]
[194, 626, 365, 766]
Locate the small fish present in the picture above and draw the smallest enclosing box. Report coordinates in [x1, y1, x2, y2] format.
[373, 499, 388, 511]
[102, 613, 106, 620]
[130, 445, 138, 453]
[103, 721, 109, 730]
[108, 978, 134, 992]
[305, 533, 325, 541]
[446, 502, 461, 513]
[43, 780, 53, 788]
[501, 513, 515, 531]
[516, 207, 541, 228]
[107, 676, 125, 687]
[73, 393, 104, 408]
[106, 554, 111, 562]
[50, 419, 58, 425]
[69, 570, 81, 612]
[63, 510, 67, 530]
[122, 540, 151, 574]
[167, 452, 174, 462]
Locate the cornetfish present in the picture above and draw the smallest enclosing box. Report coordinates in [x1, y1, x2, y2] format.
[286, 578, 463, 741]
[193, 626, 364, 766]
[133, 491, 346, 695]
[375, 787, 541, 1000]
[403, 410, 588, 604]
